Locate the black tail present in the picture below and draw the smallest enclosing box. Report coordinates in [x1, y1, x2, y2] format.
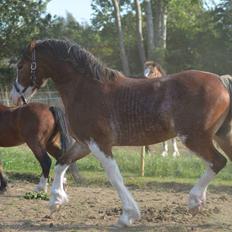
[50, 106, 71, 154]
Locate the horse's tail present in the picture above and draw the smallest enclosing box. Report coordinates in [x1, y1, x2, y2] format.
[49, 106, 71, 154]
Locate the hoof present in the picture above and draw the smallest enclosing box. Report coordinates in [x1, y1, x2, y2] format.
[117, 208, 140, 227]
[49, 204, 61, 216]
[188, 193, 205, 216]
[189, 205, 201, 216]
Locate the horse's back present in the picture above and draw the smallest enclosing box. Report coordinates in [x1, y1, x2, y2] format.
[109, 70, 230, 146]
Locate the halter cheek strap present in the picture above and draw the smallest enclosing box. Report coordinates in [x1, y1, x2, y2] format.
[14, 48, 38, 105]
[30, 48, 37, 87]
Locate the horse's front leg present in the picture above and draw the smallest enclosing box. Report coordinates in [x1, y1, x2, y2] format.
[49, 164, 69, 213]
[88, 140, 140, 227]
[49, 142, 90, 214]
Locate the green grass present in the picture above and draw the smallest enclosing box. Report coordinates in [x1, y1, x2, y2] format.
[1, 144, 232, 186]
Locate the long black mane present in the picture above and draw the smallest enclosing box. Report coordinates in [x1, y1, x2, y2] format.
[35, 39, 121, 81]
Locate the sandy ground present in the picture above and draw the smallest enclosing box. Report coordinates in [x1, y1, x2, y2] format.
[1, 179, 232, 232]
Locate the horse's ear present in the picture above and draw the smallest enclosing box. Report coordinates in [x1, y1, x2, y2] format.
[30, 40, 36, 51]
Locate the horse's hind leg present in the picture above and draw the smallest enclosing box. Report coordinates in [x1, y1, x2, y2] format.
[68, 163, 82, 183]
[161, 141, 168, 157]
[172, 138, 180, 157]
[214, 117, 232, 160]
[27, 143, 51, 192]
[182, 135, 227, 215]
[0, 161, 7, 192]
[47, 140, 88, 183]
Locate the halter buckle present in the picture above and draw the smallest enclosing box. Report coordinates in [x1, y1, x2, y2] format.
[31, 62, 37, 71]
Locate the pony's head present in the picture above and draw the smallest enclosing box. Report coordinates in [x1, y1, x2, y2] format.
[10, 40, 49, 105]
[144, 61, 166, 78]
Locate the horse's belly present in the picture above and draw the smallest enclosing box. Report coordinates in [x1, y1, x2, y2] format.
[0, 134, 23, 147]
[115, 124, 175, 146]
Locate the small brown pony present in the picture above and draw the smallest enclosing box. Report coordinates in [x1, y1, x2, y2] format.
[0, 102, 80, 193]
[144, 61, 180, 157]
[10, 39, 232, 227]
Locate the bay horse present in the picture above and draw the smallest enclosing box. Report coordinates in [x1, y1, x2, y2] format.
[10, 39, 232, 227]
[0, 102, 81, 193]
[144, 60, 180, 157]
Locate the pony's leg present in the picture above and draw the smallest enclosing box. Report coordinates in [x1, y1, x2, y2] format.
[161, 141, 168, 157]
[49, 142, 90, 213]
[183, 137, 227, 215]
[34, 152, 51, 192]
[172, 138, 180, 157]
[0, 161, 7, 192]
[88, 140, 140, 227]
[28, 143, 51, 192]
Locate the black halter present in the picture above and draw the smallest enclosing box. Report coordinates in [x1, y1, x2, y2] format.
[14, 48, 38, 104]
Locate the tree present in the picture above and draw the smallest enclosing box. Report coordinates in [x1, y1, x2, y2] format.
[134, 0, 146, 69]
[112, 0, 130, 75]
[0, 0, 50, 59]
[145, 0, 155, 59]
[154, 0, 167, 49]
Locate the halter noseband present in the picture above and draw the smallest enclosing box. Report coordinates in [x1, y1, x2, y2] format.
[14, 48, 39, 104]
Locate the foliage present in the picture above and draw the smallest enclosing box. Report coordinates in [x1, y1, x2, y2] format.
[24, 191, 49, 200]
[0, 0, 231, 88]
[0, 0, 51, 59]
[0, 0, 51, 87]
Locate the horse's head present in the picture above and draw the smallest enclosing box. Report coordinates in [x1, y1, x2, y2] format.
[10, 40, 48, 105]
[144, 61, 165, 79]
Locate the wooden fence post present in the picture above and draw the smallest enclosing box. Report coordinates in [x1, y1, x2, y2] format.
[140, 146, 145, 176]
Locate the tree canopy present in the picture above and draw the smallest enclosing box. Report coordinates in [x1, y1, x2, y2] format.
[0, 0, 231, 87]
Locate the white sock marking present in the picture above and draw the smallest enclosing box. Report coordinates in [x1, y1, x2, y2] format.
[49, 164, 69, 207]
[189, 166, 216, 209]
[88, 139, 140, 225]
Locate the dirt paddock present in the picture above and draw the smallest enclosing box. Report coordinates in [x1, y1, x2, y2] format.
[1, 180, 232, 232]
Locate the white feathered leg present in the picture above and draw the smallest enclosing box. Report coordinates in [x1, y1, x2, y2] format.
[88, 140, 140, 227]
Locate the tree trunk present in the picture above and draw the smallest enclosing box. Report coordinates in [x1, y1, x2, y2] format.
[112, 0, 130, 75]
[134, 0, 146, 69]
[145, 0, 155, 59]
[154, 0, 167, 49]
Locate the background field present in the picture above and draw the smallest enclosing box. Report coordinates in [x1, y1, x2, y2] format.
[2, 143, 232, 232]
[1, 142, 232, 186]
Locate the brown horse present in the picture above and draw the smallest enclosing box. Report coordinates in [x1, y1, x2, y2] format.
[144, 61, 180, 157]
[0, 102, 80, 193]
[10, 39, 232, 227]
